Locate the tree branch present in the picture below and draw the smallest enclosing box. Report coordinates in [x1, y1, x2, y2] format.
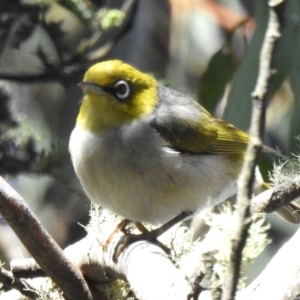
[4, 234, 198, 300]
[0, 176, 93, 300]
[63, 234, 198, 300]
[222, 2, 284, 299]
[251, 176, 300, 213]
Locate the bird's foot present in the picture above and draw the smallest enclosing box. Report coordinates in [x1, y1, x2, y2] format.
[111, 210, 194, 262]
[112, 226, 171, 263]
[103, 219, 130, 251]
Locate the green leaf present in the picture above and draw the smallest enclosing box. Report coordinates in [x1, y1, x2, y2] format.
[224, 0, 269, 130]
[225, 0, 300, 133]
[198, 45, 234, 114]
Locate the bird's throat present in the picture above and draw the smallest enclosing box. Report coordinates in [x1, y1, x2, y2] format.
[77, 94, 132, 132]
[77, 85, 158, 132]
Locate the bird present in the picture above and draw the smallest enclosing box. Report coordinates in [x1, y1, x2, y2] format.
[69, 59, 300, 244]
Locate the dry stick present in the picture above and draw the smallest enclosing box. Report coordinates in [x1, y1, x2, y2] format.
[221, 4, 283, 300]
[0, 176, 93, 300]
[251, 176, 300, 213]
[0, 265, 13, 284]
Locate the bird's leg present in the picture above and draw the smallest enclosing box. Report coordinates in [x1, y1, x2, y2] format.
[141, 210, 194, 240]
[103, 219, 130, 251]
[113, 210, 194, 262]
[134, 221, 171, 254]
[134, 221, 149, 233]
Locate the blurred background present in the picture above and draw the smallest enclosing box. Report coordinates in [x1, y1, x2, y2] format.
[0, 0, 300, 285]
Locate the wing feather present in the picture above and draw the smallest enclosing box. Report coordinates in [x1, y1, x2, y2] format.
[151, 86, 248, 155]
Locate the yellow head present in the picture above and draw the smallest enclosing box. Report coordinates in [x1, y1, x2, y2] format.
[77, 60, 158, 132]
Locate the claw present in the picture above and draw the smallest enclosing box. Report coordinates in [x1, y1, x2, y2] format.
[103, 219, 130, 251]
[107, 211, 194, 262]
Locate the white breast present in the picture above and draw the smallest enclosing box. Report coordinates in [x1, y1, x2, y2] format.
[69, 122, 240, 225]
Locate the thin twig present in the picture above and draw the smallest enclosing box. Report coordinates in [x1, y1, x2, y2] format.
[251, 176, 300, 214]
[0, 262, 44, 299]
[5, 233, 196, 300]
[0, 265, 13, 284]
[221, 3, 284, 300]
[0, 176, 93, 300]
[11, 258, 46, 279]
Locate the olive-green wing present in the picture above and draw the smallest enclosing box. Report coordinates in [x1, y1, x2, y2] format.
[151, 86, 249, 155]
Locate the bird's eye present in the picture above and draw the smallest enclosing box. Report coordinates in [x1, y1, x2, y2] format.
[113, 80, 130, 100]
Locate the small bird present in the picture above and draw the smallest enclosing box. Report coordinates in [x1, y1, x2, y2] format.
[69, 60, 300, 240]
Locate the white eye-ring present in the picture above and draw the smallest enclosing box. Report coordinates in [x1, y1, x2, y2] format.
[113, 80, 130, 100]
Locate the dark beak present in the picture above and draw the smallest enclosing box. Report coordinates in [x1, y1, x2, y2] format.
[77, 82, 105, 95]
